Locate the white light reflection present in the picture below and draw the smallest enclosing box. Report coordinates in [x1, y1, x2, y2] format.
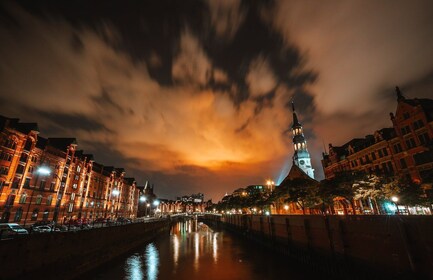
[213, 233, 218, 263]
[194, 233, 199, 271]
[173, 234, 179, 268]
[145, 243, 159, 280]
[125, 254, 143, 280]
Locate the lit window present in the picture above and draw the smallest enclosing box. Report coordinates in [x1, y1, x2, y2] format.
[35, 195, 42, 205]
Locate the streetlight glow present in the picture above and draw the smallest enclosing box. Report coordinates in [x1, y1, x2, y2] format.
[153, 200, 160, 206]
[112, 189, 120, 196]
[37, 166, 51, 175]
[140, 196, 147, 202]
[391, 196, 399, 202]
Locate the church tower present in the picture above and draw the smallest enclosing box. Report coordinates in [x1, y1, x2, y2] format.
[291, 102, 314, 179]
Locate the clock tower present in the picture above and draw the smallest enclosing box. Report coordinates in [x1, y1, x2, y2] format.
[291, 102, 315, 179]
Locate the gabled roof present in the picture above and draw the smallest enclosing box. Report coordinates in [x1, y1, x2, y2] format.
[402, 98, 433, 121]
[279, 163, 318, 187]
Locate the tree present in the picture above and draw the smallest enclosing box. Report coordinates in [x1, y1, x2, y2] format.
[284, 178, 319, 214]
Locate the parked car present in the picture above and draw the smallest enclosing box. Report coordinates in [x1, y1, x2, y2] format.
[116, 217, 132, 224]
[32, 225, 52, 233]
[0, 223, 28, 239]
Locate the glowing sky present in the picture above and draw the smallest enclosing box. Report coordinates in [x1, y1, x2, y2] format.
[1, 1, 433, 200]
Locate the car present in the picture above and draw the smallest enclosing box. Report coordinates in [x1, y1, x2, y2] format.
[0, 223, 28, 239]
[32, 225, 52, 233]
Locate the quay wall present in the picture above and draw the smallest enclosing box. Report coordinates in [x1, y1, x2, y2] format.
[0, 220, 170, 279]
[203, 214, 433, 279]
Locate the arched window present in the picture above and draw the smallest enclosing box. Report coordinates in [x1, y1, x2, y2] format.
[14, 207, 23, 222]
[35, 195, 43, 205]
[31, 209, 39, 221]
[46, 195, 53, 206]
[19, 193, 27, 204]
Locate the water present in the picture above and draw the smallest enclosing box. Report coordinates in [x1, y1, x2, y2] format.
[85, 220, 316, 280]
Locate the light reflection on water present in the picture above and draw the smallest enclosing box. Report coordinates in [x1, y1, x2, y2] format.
[88, 220, 315, 280]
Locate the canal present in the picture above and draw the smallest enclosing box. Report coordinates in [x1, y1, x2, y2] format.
[83, 220, 318, 280]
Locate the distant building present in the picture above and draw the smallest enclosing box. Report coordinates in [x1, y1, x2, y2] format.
[322, 87, 433, 183]
[291, 102, 315, 179]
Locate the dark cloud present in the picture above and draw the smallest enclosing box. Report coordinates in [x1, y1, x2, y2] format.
[1, 1, 432, 200]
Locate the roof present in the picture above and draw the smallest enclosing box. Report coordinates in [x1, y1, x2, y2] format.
[47, 138, 77, 151]
[0, 115, 39, 134]
[279, 164, 318, 187]
[403, 98, 433, 121]
[36, 136, 48, 149]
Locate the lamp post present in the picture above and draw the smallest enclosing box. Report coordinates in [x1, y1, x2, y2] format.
[391, 196, 400, 215]
[139, 196, 147, 217]
[34, 166, 65, 231]
[153, 200, 160, 217]
[266, 180, 275, 192]
[112, 189, 120, 218]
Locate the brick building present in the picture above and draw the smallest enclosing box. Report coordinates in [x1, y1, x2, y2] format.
[0, 115, 141, 224]
[322, 87, 433, 183]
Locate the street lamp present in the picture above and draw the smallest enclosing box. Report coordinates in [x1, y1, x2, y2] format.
[266, 180, 275, 192]
[112, 189, 120, 217]
[391, 196, 400, 215]
[23, 166, 62, 226]
[153, 200, 160, 217]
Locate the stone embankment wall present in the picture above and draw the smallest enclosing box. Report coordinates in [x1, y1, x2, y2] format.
[203, 214, 433, 279]
[0, 220, 170, 279]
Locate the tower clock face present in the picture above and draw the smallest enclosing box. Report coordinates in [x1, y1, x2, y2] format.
[299, 160, 305, 165]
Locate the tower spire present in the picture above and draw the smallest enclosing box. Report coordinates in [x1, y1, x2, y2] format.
[291, 101, 301, 128]
[291, 101, 314, 179]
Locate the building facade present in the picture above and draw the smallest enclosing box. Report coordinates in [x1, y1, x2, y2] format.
[322, 87, 433, 184]
[0, 115, 141, 225]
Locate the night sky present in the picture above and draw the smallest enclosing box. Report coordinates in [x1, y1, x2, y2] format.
[1, 0, 433, 201]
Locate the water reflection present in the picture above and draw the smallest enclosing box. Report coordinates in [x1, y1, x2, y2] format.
[89, 219, 316, 280]
[145, 244, 159, 280]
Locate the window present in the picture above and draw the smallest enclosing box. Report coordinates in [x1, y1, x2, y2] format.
[378, 149, 383, 158]
[42, 209, 49, 220]
[418, 133, 430, 145]
[403, 112, 410, 119]
[400, 158, 407, 169]
[50, 182, 55, 191]
[74, 175, 79, 181]
[413, 119, 424, 130]
[35, 195, 42, 205]
[387, 162, 394, 173]
[14, 208, 23, 222]
[68, 203, 74, 213]
[71, 193, 76, 201]
[401, 126, 411, 135]
[72, 183, 77, 189]
[371, 152, 376, 160]
[31, 209, 39, 221]
[0, 166, 8, 175]
[16, 164, 25, 174]
[24, 140, 32, 151]
[19, 193, 27, 204]
[23, 178, 31, 188]
[11, 178, 19, 189]
[39, 180, 46, 190]
[382, 148, 388, 156]
[405, 138, 416, 149]
[46, 195, 53, 206]
[393, 143, 403, 154]
[76, 166, 81, 172]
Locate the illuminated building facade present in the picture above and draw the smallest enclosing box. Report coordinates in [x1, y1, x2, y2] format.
[322, 87, 433, 183]
[0, 115, 141, 224]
